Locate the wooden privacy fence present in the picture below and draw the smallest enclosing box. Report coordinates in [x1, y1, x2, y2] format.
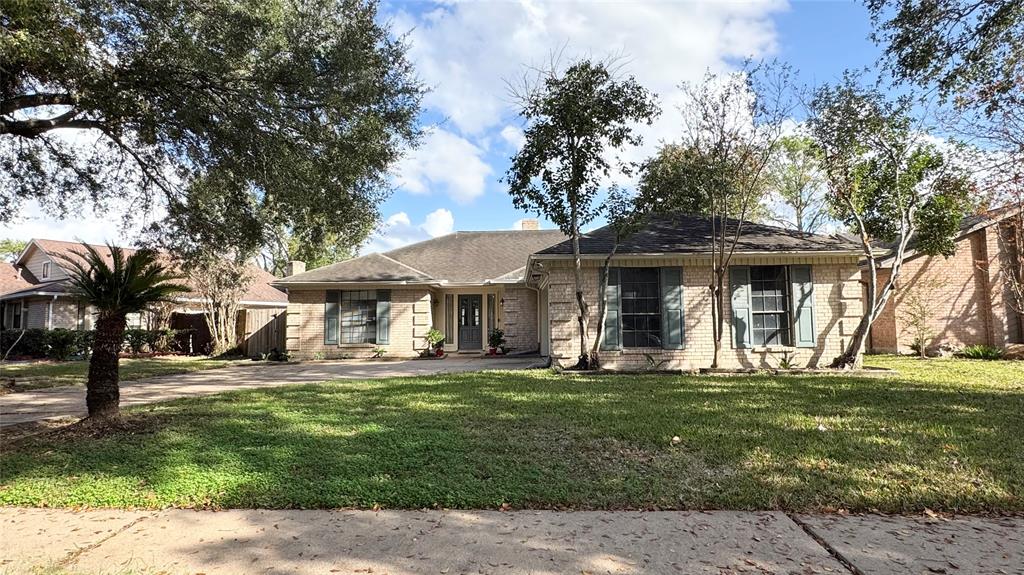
[237, 308, 287, 356]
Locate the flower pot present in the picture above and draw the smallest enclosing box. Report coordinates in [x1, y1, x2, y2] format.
[436, 348, 444, 357]
[488, 348, 497, 355]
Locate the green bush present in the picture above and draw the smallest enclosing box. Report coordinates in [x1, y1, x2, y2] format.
[123, 328, 149, 355]
[956, 344, 1006, 360]
[47, 329, 82, 360]
[1, 328, 93, 360]
[1, 329, 51, 359]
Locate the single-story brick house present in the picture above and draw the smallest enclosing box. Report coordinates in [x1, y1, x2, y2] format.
[274, 215, 867, 369]
[0, 239, 287, 333]
[867, 208, 1023, 354]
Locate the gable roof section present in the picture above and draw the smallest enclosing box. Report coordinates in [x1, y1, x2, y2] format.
[0, 262, 38, 297]
[274, 253, 435, 284]
[535, 213, 863, 256]
[9, 239, 286, 304]
[276, 230, 568, 285]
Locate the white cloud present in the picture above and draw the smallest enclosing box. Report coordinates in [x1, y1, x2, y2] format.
[2, 198, 163, 246]
[394, 128, 492, 203]
[391, 0, 786, 195]
[363, 208, 455, 253]
[500, 125, 526, 150]
[394, 0, 785, 136]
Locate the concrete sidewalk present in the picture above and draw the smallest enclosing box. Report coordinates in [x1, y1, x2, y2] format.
[0, 356, 542, 427]
[0, 508, 1020, 575]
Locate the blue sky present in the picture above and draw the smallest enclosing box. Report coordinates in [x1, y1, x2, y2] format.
[5, 0, 888, 252]
[361, 0, 885, 252]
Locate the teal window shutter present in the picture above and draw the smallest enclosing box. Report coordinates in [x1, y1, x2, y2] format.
[790, 265, 816, 348]
[601, 267, 621, 350]
[660, 267, 684, 349]
[729, 266, 752, 349]
[376, 290, 391, 345]
[324, 290, 339, 345]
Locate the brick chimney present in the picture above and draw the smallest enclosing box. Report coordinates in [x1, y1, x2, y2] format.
[519, 219, 539, 230]
[285, 260, 306, 276]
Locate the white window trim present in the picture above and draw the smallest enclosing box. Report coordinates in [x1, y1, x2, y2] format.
[41, 261, 51, 279]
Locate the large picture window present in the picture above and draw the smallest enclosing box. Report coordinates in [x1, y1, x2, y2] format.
[620, 267, 661, 348]
[341, 290, 378, 344]
[750, 266, 791, 346]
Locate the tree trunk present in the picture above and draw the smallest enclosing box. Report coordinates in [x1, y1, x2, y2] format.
[710, 271, 724, 369]
[589, 244, 620, 366]
[86, 313, 127, 421]
[571, 226, 592, 369]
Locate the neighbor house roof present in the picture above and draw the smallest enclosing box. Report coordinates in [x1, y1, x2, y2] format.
[0, 262, 37, 297]
[534, 213, 863, 257]
[875, 205, 1021, 266]
[275, 230, 568, 286]
[3, 239, 287, 304]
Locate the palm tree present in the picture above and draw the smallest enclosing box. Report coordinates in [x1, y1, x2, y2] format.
[59, 243, 189, 422]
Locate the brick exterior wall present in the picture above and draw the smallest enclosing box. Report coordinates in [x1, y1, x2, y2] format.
[544, 259, 863, 370]
[868, 226, 1023, 354]
[500, 287, 539, 353]
[285, 288, 433, 359]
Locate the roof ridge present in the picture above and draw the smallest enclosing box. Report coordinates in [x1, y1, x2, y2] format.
[376, 252, 435, 279]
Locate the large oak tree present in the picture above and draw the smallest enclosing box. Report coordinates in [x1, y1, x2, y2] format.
[1, 0, 424, 252]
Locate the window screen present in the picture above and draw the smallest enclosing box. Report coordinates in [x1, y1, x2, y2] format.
[620, 267, 661, 348]
[340, 290, 377, 344]
[750, 266, 791, 346]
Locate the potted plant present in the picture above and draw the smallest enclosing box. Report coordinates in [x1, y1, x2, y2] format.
[488, 328, 506, 355]
[424, 328, 445, 358]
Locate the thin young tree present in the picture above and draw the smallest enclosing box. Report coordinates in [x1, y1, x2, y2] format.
[504, 57, 660, 369]
[589, 186, 647, 364]
[808, 74, 974, 368]
[636, 62, 797, 368]
[59, 244, 189, 422]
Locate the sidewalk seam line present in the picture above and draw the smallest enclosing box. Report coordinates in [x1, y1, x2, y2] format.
[57, 513, 152, 568]
[787, 513, 864, 575]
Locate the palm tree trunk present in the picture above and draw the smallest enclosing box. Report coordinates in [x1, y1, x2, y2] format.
[87, 313, 126, 420]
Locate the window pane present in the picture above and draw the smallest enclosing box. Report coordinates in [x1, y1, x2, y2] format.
[619, 268, 662, 349]
[749, 266, 791, 346]
[341, 290, 378, 344]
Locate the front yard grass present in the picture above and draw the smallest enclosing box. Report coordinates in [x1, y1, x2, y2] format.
[1, 356, 1020, 512]
[0, 356, 240, 391]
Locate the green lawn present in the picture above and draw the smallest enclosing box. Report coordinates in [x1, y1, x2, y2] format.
[1, 356, 240, 390]
[1, 356, 1021, 512]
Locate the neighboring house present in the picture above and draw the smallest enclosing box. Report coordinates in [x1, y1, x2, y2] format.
[867, 208, 1024, 355]
[0, 239, 287, 332]
[275, 215, 867, 370]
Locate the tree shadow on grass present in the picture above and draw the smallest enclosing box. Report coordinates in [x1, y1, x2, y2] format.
[1, 371, 1021, 512]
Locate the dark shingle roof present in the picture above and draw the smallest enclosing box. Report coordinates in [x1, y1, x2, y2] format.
[535, 213, 862, 256]
[276, 230, 567, 285]
[0, 263, 37, 297]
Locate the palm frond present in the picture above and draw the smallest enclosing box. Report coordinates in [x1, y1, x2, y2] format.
[56, 242, 191, 315]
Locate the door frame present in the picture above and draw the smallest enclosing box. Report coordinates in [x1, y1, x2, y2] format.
[457, 294, 484, 351]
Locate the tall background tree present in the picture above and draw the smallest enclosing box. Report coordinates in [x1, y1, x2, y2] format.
[59, 244, 188, 423]
[867, 0, 1022, 115]
[261, 228, 356, 276]
[1, 0, 424, 254]
[635, 63, 796, 368]
[808, 74, 974, 368]
[764, 134, 832, 233]
[0, 238, 26, 262]
[504, 57, 660, 369]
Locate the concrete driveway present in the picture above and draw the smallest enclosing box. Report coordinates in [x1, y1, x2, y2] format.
[0, 356, 543, 427]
